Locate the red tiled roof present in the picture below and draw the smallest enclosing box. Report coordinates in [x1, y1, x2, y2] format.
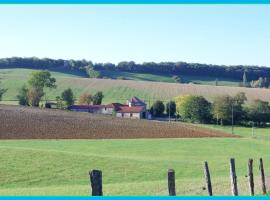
[116, 105, 144, 113]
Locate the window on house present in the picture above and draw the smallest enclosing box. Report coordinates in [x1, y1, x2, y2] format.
[130, 113, 133, 117]
[122, 113, 124, 117]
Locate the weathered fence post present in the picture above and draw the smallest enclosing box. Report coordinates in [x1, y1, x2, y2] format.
[247, 159, 254, 196]
[203, 161, 213, 196]
[230, 158, 238, 196]
[168, 169, 176, 196]
[259, 158, 267, 195]
[89, 169, 103, 196]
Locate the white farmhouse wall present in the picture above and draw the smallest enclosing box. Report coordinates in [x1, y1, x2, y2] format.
[101, 108, 114, 115]
[116, 112, 141, 119]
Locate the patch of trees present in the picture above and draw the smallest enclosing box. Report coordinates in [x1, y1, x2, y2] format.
[1, 57, 270, 81]
[78, 91, 104, 106]
[240, 72, 270, 88]
[15, 70, 104, 108]
[173, 93, 270, 127]
[17, 70, 56, 106]
[150, 100, 176, 117]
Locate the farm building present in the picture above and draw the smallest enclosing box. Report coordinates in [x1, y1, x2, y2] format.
[68, 97, 149, 119]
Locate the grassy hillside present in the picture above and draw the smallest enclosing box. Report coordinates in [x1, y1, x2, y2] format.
[98, 69, 240, 86]
[0, 133, 269, 195]
[1, 68, 270, 105]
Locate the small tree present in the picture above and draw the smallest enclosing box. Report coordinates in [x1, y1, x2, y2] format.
[27, 87, 44, 107]
[0, 82, 7, 101]
[242, 71, 248, 87]
[61, 88, 75, 107]
[79, 93, 92, 105]
[56, 96, 64, 109]
[17, 84, 29, 106]
[166, 101, 176, 117]
[215, 79, 218, 86]
[150, 100, 165, 117]
[212, 95, 234, 125]
[92, 91, 104, 105]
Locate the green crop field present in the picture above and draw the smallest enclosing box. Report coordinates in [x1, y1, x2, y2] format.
[98, 69, 240, 86]
[0, 126, 270, 196]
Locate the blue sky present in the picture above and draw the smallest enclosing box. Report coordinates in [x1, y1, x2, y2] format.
[0, 5, 270, 66]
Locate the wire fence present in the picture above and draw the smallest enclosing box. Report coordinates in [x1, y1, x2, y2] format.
[88, 158, 270, 196]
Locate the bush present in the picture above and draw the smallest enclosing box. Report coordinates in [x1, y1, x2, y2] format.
[150, 100, 165, 117]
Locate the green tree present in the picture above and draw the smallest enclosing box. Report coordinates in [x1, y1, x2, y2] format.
[150, 100, 165, 117]
[0, 82, 7, 101]
[28, 70, 56, 89]
[212, 95, 234, 125]
[92, 91, 104, 105]
[246, 99, 270, 126]
[166, 101, 176, 116]
[176, 95, 211, 123]
[86, 66, 101, 78]
[18, 70, 57, 107]
[17, 84, 29, 106]
[61, 88, 75, 107]
[56, 96, 64, 109]
[27, 87, 45, 107]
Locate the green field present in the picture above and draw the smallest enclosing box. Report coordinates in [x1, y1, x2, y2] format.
[0, 68, 154, 104]
[98, 69, 240, 86]
[0, 126, 270, 196]
[198, 124, 270, 141]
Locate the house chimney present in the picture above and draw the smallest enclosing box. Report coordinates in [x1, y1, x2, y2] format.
[128, 102, 132, 107]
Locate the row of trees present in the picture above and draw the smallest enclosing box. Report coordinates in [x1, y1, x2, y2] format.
[58, 89, 104, 108]
[16, 70, 104, 108]
[1, 57, 270, 81]
[149, 93, 270, 127]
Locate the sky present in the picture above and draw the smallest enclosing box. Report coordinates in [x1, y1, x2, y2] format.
[0, 5, 270, 66]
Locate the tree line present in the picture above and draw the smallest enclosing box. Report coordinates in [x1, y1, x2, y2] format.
[1, 57, 270, 81]
[150, 93, 270, 127]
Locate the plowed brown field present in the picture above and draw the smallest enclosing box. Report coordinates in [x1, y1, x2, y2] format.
[0, 105, 238, 139]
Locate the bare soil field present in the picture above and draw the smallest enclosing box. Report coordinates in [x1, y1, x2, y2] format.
[0, 105, 238, 139]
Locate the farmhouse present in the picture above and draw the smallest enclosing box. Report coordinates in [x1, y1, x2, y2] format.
[68, 96, 148, 119]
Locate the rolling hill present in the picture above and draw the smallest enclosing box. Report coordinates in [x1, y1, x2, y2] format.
[0, 68, 269, 105]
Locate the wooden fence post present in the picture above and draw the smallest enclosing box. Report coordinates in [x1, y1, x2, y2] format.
[203, 161, 213, 196]
[247, 159, 254, 196]
[259, 158, 267, 195]
[168, 169, 176, 196]
[230, 158, 238, 196]
[89, 169, 103, 196]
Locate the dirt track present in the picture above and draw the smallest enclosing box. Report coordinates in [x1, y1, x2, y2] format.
[0, 105, 238, 139]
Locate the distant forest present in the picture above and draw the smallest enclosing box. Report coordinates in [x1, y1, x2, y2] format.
[0, 57, 270, 81]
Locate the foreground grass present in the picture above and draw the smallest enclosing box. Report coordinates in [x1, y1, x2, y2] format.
[0, 136, 269, 196]
[198, 124, 270, 140]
